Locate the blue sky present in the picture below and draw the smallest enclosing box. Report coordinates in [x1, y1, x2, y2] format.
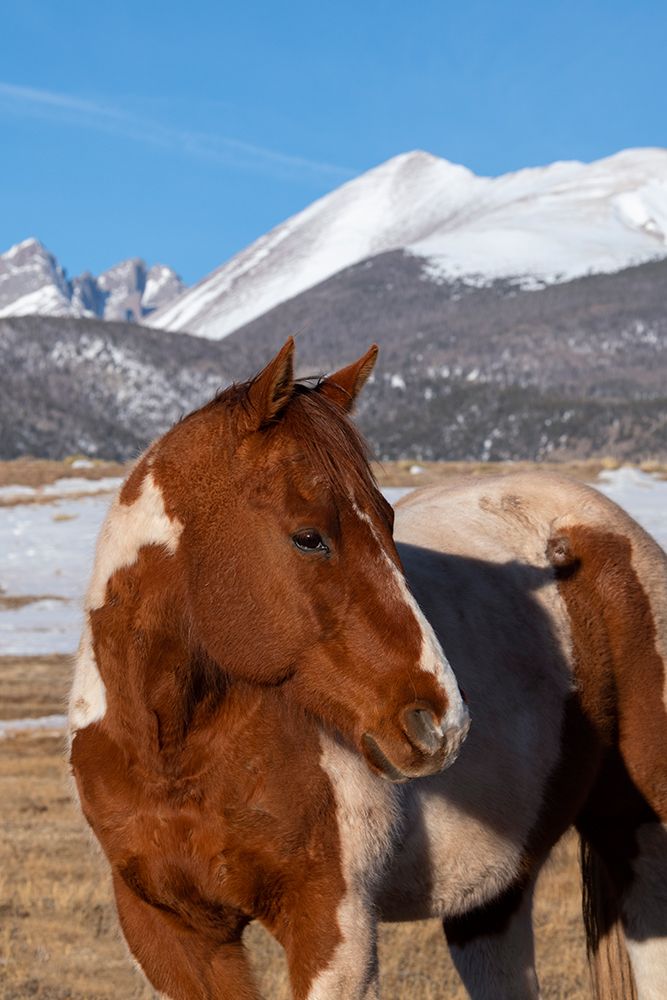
[1, 1, 665, 284]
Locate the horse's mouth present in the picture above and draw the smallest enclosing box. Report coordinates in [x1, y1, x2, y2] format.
[361, 733, 411, 783]
[361, 713, 470, 784]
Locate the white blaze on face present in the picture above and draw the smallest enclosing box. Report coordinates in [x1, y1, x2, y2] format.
[351, 501, 470, 739]
[68, 470, 183, 736]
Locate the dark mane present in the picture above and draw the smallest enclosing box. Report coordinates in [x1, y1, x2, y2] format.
[272, 381, 388, 523]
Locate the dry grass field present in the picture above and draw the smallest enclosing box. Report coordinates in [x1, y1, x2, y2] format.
[0, 655, 592, 1000]
[2, 452, 666, 497]
[0, 457, 126, 492]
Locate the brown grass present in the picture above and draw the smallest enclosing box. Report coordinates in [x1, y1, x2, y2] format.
[0, 458, 127, 509]
[3, 455, 666, 496]
[371, 458, 617, 488]
[0, 655, 71, 722]
[0, 595, 66, 613]
[0, 457, 127, 490]
[0, 655, 592, 998]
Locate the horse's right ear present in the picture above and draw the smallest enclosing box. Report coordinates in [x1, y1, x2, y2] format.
[318, 344, 379, 413]
[245, 338, 295, 430]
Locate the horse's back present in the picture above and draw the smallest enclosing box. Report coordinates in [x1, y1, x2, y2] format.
[395, 470, 657, 554]
[395, 471, 667, 709]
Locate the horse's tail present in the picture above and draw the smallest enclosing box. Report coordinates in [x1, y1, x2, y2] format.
[579, 832, 637, 1000]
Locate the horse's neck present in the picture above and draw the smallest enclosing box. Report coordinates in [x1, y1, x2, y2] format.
[92, 546, 225, 768]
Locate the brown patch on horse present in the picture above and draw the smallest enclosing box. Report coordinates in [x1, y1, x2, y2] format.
[545, 523, 667, 999]
[112, 872, 261, 1000]
[546, 524, 667, 813]
[71, 671, 347, 994]
[119, 451, 153, 506]
[478, 492, 534, 530]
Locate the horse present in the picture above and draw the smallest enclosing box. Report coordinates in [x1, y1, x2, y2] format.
[69, 341, 667, 1000]
[389, 475, 667, 1000]
[68, 339, 469, 1000]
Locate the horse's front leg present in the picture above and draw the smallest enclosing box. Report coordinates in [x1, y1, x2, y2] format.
[279, 887, 379, 1000]
[113, 874, 262, 1000]
[443, 875, 541, 1000]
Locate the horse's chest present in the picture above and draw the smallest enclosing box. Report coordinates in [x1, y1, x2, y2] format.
[73, 726, 339, 930]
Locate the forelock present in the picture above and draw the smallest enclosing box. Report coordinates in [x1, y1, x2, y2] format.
[269, 382, 387, 522]
[173, 376, 388, 523]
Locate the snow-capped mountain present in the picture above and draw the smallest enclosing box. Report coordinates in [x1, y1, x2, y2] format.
[148, 147, 667, 340]
[0, 238, 185, 322]
[0, 239, 74, 318]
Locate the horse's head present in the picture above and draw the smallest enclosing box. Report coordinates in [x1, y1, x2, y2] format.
[148, 340, 469, 782]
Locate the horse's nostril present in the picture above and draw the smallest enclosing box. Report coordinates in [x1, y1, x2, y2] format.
[403, 707, 444, 755]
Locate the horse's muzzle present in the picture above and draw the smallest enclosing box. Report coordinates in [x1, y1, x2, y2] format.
[361, 702, 470, 783]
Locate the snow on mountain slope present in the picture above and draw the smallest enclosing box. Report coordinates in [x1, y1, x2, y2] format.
[0, 238, 78, 318]
[148, 147, 667, 340]
[0, 239, 185, 321]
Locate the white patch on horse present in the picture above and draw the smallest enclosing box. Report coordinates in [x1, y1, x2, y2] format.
[621, 822, 667, 1000]
[385, 779, 528, 920]
[307, 734, 396, 1000]
[351, 500, 469, 738]
[68, 471, 183, 736]
[69, 620, 106, 732]
[87, 471, 183, 609]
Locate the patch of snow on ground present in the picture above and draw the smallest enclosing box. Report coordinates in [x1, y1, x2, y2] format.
[0, 714, 67, 738]
[0, 492, 114, 654]
[0, 485, 34, 500]
[0, 477, 121, 503]
[42, 477, 122, 496]
[595, 467, 667, 549]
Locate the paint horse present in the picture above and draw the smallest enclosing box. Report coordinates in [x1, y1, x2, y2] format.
[389, 476, 667, 1000]
[69, 340, 469, 1000]
[70, 341, 667, 999]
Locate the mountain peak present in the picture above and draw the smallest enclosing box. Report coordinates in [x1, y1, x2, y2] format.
[7, 236, 44, 251]
[148, 145, 667, 341]
[0, 241, 185, 322]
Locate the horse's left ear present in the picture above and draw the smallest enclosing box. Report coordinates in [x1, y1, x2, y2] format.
[318, 344, 379, 413]
[245, 337, 295, 429]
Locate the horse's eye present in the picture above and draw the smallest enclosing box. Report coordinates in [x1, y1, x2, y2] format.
[292, 529, 330, 554]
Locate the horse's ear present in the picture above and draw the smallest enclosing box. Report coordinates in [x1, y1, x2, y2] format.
[246, 338, 295, 429]
[318, 344, 379, 413]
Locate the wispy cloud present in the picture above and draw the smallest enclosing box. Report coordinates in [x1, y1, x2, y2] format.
[0, 81, 355, 181]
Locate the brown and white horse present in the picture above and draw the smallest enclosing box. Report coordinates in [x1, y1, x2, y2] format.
[390, 476, 667, 1000]
[70, 341, 667, 999]
[69, 339, 469, 1000]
